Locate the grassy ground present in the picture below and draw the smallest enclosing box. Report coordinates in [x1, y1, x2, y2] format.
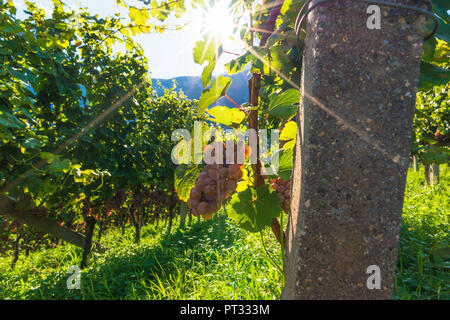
[0, 166, 448, 300]
[0, 216, 283, 300]
[394, 164, 449, 299]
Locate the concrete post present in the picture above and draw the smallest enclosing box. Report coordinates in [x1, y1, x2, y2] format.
[282, 0, 427, 299]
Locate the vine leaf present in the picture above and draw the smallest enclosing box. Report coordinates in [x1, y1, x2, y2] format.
[197, 76, 232, 116]
[128, 7, 149, 26]
[268, 88, 300, 111]
[207, 106, 245, 127]
[201, 60, 216, 87]
[265, 148, 294, 180]
[280, 121, 297, 141]
[227, 184, 282, 233]
[419, 61, 450, 90]
[0, 111, 24, 128]
[194, 38, 223, 87]
[193, 39, 221, 65]
[268, 104, 297, 120]
[174, 164, 201, 202]
[3, 65, 37, 84]
[224, 52, 250, 75]
[277, 149, 294, 180]
[422, 38, 437, 62]
[268, 89, 299, 119]
[48, 158, 72, 174]
[150, 1, 170, 21]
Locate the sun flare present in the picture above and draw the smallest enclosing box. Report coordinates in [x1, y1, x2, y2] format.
[192, 1, 242, 41]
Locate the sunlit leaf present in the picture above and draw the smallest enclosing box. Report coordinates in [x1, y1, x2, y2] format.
[280, 121, 297, 141]
[269, 88, 299, 111]
[174, 164, 201, 202]
[227, 184, 282, 232]
[197, 76, 232, 116]
[207, 106, 245, 127]
[193, 38, 221, 65]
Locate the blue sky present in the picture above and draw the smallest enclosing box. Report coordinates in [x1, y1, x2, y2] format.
[13, 0, 240, 79]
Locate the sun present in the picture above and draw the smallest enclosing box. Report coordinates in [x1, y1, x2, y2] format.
[202, 2, 235, 39]
[192, 1, 240, 41]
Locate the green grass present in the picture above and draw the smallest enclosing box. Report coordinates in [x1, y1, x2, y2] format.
[394, 164, 449, 300]
[0, 165, 448, 300]
[0, 215, 283, 300]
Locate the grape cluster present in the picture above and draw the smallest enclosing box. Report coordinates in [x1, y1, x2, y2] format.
[270, 177, 291, 214]
[187, 143, 247, 220]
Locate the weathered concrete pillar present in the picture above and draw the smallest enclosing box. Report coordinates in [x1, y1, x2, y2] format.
[430, 162, 439, 186]
[282, 0, 426, 299]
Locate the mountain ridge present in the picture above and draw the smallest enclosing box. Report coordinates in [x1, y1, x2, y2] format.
[151, 71, 250, 108]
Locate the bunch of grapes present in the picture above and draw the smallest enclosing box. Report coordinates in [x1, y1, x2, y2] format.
[270, 177, 291, 214]
[187, 142, 248, 220]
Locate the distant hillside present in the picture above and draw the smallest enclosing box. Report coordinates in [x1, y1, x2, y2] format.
[152, 72, 250, 108]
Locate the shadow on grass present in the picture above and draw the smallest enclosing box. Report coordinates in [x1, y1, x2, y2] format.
[24, 214, 242, 299]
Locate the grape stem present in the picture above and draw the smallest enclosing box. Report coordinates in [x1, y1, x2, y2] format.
[249, 0, 286, 250]
[224, 94, 249, 116]
[222, 50, 241, 56]
[256, 0, 265, 30]
[224, 94, 241, 109]
[260, 231, 283, 275]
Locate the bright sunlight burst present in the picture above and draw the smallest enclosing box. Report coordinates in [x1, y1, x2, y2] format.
[192, 0, 243, 41]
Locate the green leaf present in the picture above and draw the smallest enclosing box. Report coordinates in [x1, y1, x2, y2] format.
[48, 158, 72, 174]
[207, 106, 245, 127]
[201, 60, 215, 87]
[277, 148, 294, 180]
[150, 1, 170, 21]
[19, 107, 37, 124]
[281, 0, 293, 15]
[21, 138, 41, 149]
[0, 112, 24, 128]
[419, 61, 450, 90]
[269, 104, 297, 120]
[129, 6, 149, 26]
[280, 121, 297, 141]
[265, 148, 294, 180]
[224, 52, 250, 75]
[40, 152, 55, 160]
[436, 20, 450, 43]
[197, 76, 232, 116]
[174, 164, 201, 202]
[268, 88, 299, 111]
[422, 37, 437, 62]
[3, 65, 37, 84]
[265, 46, 290, 74]
[0, 48, 12, 55]
[227, 184, 282, 233]
[193, 39, 221, 65]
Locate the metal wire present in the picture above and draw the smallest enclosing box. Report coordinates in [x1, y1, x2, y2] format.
[295, 0, 440, 51]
